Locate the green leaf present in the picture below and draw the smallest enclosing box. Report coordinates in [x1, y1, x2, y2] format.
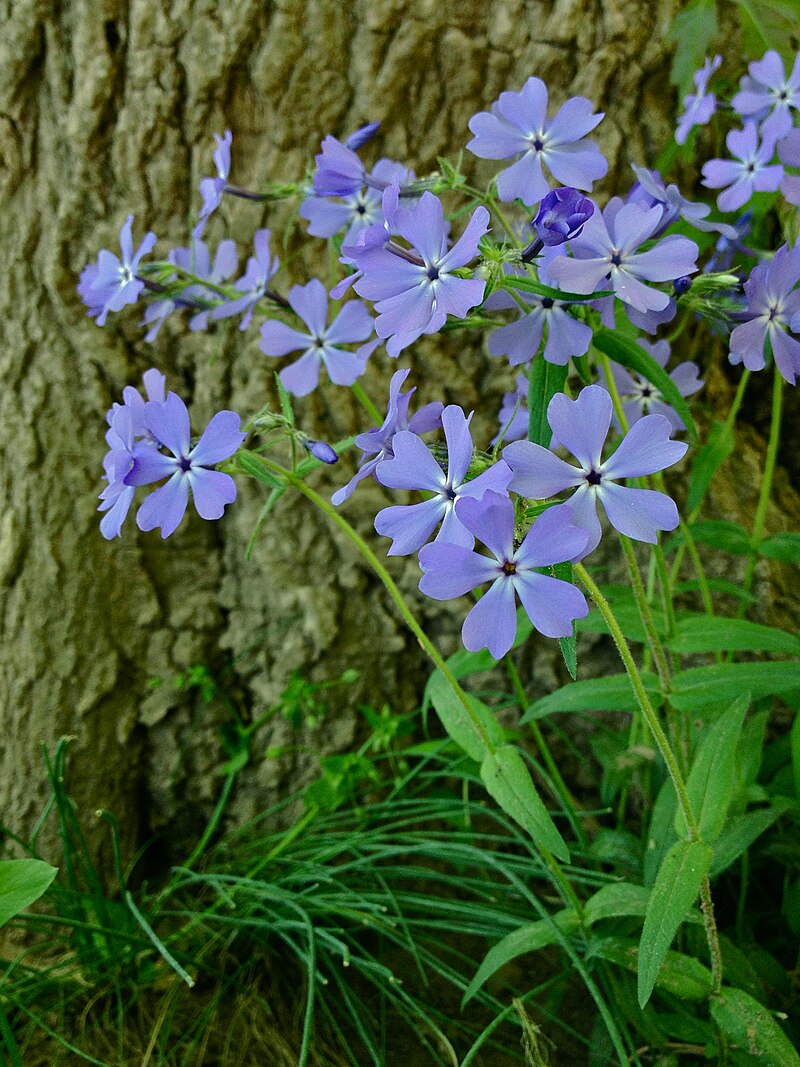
[503, 274, 613, 302]
[480, 745, 569, 861]
[527, 359, 568, 447]
[423, 671, 505, 762]
[710, 800, 794, 876]
[682, 519, 752, 555]
[758, 532, 800, 563]
[594, 939, 713, 1001]
[711, 986, 800, 1066]
[687, 420, 734, 513]
[558, 634, 578, 680]
[667, 0, 718, 90]
[523, 672, 662, 722]
[0, 859, 58, 927]
[583, 882, 651, 925]
[592, 328, 697, 443]
[668, 615, 800, 655]
[669, 662, 800, 710]
[462, 908, 580, 1005]
[644, 779, 679, 886]
[638, 839, 713, 1007]
[238, 450, 286, 490]
[734, 0, 800, 62]
[275, 373, 295, 427]
[676, 695, 749, 841]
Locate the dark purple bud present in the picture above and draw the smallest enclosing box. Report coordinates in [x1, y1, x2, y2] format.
[303, 439, 339, 464]
[532, 187, 595, 247]
[345, 122, 381, 152]
[673, 276, 693, 295]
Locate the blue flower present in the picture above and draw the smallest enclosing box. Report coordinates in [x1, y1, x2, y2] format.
[125, 393, 246, 538]
[352, 192, 489, 356]
[79, 215, 157, 326]
[418, 493, 589, 658]
[504, 385, 688, 555]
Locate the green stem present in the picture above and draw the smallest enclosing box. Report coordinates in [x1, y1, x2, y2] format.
[350, 380, 383, 425]
[182, 771, 237, 871]
[246, 453, 497, 755]
[619, 536, 671, 692]
[574, 564, 694, 832]
[737, 365, 783, 618]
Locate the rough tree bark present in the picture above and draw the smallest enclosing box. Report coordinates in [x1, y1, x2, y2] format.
[2, 0, 795, 857]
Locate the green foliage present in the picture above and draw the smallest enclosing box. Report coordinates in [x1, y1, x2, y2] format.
[0, 859, 57, 928]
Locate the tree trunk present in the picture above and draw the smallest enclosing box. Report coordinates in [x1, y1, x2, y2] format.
[5, 0, 789, 858]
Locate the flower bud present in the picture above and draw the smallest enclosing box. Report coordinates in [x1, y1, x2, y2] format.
[345, 122, 381, 151]
[532, 187, 595, 247]
[303, 439, 339, 464]
[673, 276, 693, 295]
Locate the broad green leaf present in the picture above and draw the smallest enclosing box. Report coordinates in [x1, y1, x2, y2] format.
[481, 745, 569, 860]
[735, 0, 800, 62]
[644, 778, 679, 886]
[687, 419, 734, 512]
[668, 616, 800, 655]
[674, 578, 758, 604]
[667, 0, 718, 90]
[423, 671, 505, 762]
[676, 695, 749, 841]
[682, 519, 752, 555]
[594, 939, 713, 1001]
[552, 562, 578, 679]
[462, 908, 579, 1005]
[638, 839, 713, 1007]
[583, 883, 650, 925]
[710, 800, 794, 876]
[758, 532, 800, 563]
[527, 358, 568, 447]
[523, 672, 662, 721]
[592, 329, 697, 442]
[711, 986, 800, 1066]
[0, 859, 58, 927]
[669, 662, 800, 710]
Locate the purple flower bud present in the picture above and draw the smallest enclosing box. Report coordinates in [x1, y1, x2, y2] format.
[673, 276, 693, 295]
[533, 187, 595, 247]
[345, 122, 381, 151]
[303, 439, 339, 464]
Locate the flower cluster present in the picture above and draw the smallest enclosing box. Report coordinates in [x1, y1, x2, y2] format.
[81, 52, 800, 659]
[99, 371, 245, 539]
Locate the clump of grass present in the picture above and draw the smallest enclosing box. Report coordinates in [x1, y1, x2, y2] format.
[1, 739, 597, 1066]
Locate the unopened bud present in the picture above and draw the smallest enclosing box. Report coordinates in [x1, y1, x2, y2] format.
[303, 439, 338, 464]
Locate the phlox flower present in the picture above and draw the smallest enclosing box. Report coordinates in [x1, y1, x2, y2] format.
[676, 55, 721, 145]
[418, 493, 589, 658]
[352, 191, 489, 356]
[503, 385, 687, 555]
[601, 339, 703, 431]
[778, 128, 800, 205]
[78, 215, 157, 326]
[312, 135, 367, 197]
[547, 199, 699, 313]
[141, 238, 239, 340]
[210, 229, 279, 330]
[487, 255, 593, 366]
[126, 392, 246, 538]
[193, 130, 232, 238]
[374, 405, 512, 556]
[98, 369, 167, 539]
[729, 242, 800, 385]
[467, 77, 607, 205]
[259, 279, 379, 396]
[732, 50, 800, 141]
[701, 123, 783, 213]
[300, 159, 412, 245]
[628, 166, 736, 237]
[331, 368, 443, 506]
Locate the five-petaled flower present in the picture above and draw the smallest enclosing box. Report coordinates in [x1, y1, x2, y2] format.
[126, 392, 246, 538]
[504, 385, 687, 556]
[79, 215, 157, 326]
[418, 493, 589, 658]
[467, 77, 607, 205]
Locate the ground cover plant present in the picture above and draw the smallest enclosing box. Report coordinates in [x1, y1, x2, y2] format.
[3, 15, 800, 1066]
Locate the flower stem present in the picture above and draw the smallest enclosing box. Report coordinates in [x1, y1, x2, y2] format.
[350, 380, 383, 425]
[737, 364, 783, 619]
